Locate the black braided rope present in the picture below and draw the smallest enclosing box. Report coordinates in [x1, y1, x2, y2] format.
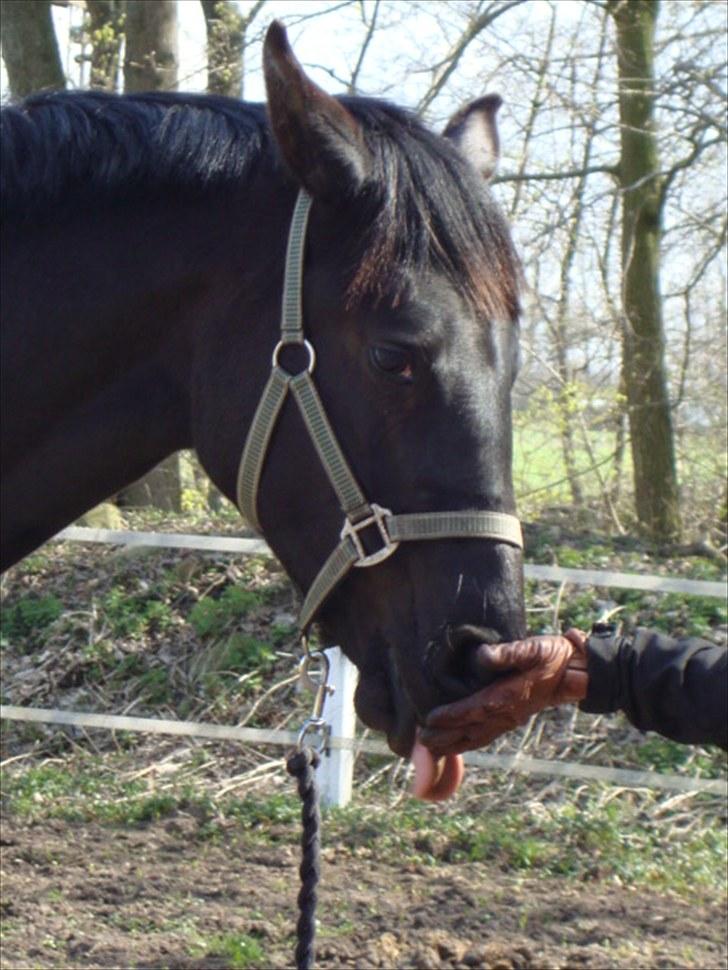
[286, 747, 322, 970]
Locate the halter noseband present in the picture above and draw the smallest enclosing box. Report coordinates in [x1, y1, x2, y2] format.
[236, 191, 523, 634]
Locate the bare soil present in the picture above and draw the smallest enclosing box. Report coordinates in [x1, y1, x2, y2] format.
[1, 813, 725, 970]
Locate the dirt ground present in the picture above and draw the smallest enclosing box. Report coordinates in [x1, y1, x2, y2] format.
[1, 814, 725, 970]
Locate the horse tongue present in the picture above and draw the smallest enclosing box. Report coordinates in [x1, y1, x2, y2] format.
[410, 737, 464, 802]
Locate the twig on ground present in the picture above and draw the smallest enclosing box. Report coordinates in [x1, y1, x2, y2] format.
[237, 672, 299, 728]
[214, 758, 283, 798]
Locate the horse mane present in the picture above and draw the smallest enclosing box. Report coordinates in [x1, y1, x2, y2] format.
[1, 90, 520, 322]
[0, 90, 270, 224]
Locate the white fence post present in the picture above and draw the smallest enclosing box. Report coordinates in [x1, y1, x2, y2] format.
[318, 647, 358, 808]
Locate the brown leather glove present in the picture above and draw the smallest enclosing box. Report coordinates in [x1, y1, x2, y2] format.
[420, 629, 589, 755]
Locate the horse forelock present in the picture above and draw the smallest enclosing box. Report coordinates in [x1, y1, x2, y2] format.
[342, 98, 523, 325]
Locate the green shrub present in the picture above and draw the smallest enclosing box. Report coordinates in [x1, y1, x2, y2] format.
[270, 622, 297, 646]
[101, 586, 173, 639]
[0, 595, 63, 647]
[136, 668, 173, 704]
[200, 636, 274, 696]
[189, 586, 260, 637]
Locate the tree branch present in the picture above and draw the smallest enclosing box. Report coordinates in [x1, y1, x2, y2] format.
[493, 163, 619, 184]
[658, 134, 724, 213]
[348, 0, 380, 94]
[417, 0, 526, 114]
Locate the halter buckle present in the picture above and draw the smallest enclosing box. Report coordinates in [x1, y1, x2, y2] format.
[341, 504, 400, 567]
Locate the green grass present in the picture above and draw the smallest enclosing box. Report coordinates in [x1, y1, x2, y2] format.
[188, 932, 266, 969]
[513, 389, 726, 530]
[513, 388, 621, 511]
[0, 758, 211, 825]
[628, 736, 726, 778]
[209, 634, 274, 676]
[326, 793, 727, 895]
[187, 585, 276, 691]
[2, 756, 725, 899]
[651, 593, 727, 638]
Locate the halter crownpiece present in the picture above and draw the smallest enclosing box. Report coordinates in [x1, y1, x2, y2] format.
[236, 190, 523, 633]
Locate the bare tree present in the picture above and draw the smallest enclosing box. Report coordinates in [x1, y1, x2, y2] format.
[1, 0, 65, 98]
[437, 0, 723, 538]
[85, 0, 124, 91]
[124, 0, 178, 92]
[201, 0, 267, 98]
[416, 0, 526, 115]
[608, 0, 681, 541]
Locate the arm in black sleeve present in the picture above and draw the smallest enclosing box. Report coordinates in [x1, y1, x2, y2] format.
[579, 627, 727, 750]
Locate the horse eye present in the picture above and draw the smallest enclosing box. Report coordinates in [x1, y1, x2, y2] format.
[370, 345, 414, 382]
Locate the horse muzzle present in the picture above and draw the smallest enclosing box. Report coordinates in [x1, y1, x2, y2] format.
[424, 623, 507, 700]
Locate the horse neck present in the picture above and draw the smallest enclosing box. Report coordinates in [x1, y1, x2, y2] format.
[0, 183, 286, 569]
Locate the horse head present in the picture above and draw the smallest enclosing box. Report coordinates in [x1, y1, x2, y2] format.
[1, 20, 523, 770]
[200, 22, 526, 760]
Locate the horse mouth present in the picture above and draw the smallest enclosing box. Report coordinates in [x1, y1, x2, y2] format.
[352, 659, 418, 759]
[424, 623, 504, 695]
[385, 722, 418, 759]
[351, 624, 502, 760]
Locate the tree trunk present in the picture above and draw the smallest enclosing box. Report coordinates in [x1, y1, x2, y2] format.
[124, 0, 178, 92]
[86, 0, 124, 91]
[201, 0, 244, 97]
[118, 463, 183, 513]
[118, 0, 181, 512]
[0, 0, 65, 98]
[609, 0, 681, 541]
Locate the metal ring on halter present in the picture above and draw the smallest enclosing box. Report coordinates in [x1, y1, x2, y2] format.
[297, 716, 331, 754]
[272, 339, 316, 375]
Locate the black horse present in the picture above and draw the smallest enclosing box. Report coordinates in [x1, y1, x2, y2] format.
[0, 22, 526, 767]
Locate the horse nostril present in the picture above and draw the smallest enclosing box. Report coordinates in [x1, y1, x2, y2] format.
[425, 624, 502, 700]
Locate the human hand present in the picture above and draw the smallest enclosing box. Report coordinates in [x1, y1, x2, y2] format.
[419, 629, 589, 755]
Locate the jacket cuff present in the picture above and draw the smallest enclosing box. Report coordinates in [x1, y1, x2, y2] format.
[579, 626, 628, 715]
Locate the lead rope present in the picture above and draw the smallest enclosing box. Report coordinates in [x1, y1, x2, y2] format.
[286, 645, 332, 970]
[286, 746, 321, 970]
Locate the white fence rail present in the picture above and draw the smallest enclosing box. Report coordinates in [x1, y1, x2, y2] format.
[53, 527, 728, 599]
[2, 702, 725, 796]
[1, 526, 725, 806]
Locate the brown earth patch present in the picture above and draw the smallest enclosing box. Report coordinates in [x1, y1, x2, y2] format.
[1, 814, 725, 970]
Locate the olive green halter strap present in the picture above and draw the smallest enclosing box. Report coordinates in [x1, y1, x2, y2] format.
[236, 190, 523, 634]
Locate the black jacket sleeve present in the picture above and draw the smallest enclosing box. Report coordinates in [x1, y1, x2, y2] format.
[579, 627, 727, 750]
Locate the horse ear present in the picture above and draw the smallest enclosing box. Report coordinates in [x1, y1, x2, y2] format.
[263, 21, 371, 200]
[443, 94, 502, 181]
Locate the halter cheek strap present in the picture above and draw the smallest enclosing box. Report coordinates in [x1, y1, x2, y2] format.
[236, 190, 523, 634]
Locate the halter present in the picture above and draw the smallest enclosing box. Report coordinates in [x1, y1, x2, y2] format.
[236, 191, 523, 634]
